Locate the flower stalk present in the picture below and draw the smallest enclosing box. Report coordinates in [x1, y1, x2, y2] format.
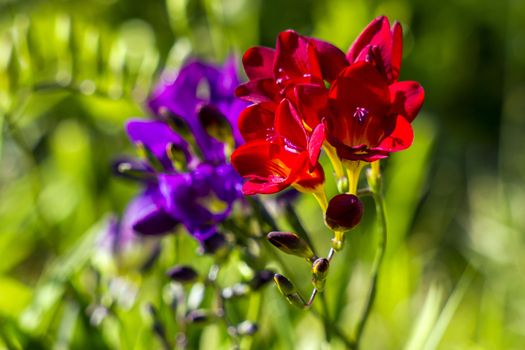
[354, 162, 388, 348]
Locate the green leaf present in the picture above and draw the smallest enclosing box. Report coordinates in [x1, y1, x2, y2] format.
[0, 276, 32, 317]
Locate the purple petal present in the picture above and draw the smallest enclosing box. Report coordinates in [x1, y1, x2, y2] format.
[126, 120, 190, 169]
[125, 187, 180, 236]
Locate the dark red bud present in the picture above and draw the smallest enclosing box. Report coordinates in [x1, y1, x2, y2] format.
[325, 194, 364, 231]
[166, 265, 198, 283]
[267, 231, 314, 259]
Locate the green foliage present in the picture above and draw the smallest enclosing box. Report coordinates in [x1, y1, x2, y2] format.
[1, 0, 524, 349]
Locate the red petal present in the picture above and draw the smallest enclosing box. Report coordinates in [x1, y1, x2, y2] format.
[231, 141, 292, 195]
[275, 30, 323, 84]
[308, 123, 325, 167]
[375, 115, 414, 152]
[295, 161, 325, 192]
[238, 102, 277, 141]
[310, 38, 348, 82]
[347, 16, 389, 63]
[329, 62, 390, 118]
[242, 181, 283, 195]
[231, 140, 322, 195]
[275, 100, 307, 150]
[346, 16, 402, 83]
[390, 22, 403, 82]
[235, 79, 279, 104]
[390, 81, 424, 122]
[243, 46, 276, 80]
[295, 83, 329, 129]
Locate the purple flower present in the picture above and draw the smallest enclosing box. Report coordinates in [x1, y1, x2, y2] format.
[114, 57, 247, 248]
[148, 57, 247, 164]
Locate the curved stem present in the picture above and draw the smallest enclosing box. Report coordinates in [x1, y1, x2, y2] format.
[354, 189, 387, 348]
[319, 292, 333, 343]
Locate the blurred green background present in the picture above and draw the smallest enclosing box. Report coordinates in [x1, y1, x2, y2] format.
[1, 0, 525, 349]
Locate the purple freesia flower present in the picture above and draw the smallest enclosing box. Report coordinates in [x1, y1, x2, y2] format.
[149, 57, 247, 164]
[114, 57, 247, 250]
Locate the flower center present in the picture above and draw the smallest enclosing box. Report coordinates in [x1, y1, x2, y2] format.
[353, 107, 369, 124]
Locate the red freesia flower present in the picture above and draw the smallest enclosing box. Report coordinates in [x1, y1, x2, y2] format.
[325, 61, 422, 161]
[231, 100, 324, 195]
[232, 16, 424, 194]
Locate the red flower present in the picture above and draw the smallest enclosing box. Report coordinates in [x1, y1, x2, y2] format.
[231, 100, 325, 195]
[236, 30, 347, 130]
[325, 61, 423, 161]
[232, 17, 424, 194]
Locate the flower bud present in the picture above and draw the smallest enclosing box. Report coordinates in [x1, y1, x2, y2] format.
[324, 194, 364, 231]
[200, 233, 228, 256]
[273, 274, 305, 308]
[273, 274, 296, 296]
[286, 293, 306, 309]
[112, 158, 154, 181]
[186, 309, 214, 324]
[249, 269, 275, 291]
[311, 258, 329, 292]
[267, 231, 315, 260]
[166, 265, 198, 283]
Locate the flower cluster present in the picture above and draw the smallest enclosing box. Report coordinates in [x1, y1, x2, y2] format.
[113, 58, 247, 249]
[231, 16, 424, 196]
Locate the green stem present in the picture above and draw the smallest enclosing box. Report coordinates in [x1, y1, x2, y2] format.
[354, 190, 387, 348]
[207, 264, 241, 349]
[319, 292, 333, 343]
